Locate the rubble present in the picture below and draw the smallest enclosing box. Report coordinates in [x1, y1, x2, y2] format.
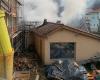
[14, 52, 47, 80]
[45, 60, 88, 80]
[79, 54, 100, 80]
[14, 52, 40, 71]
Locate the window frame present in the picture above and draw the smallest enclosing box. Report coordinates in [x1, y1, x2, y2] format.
[50, 42, 76, 60]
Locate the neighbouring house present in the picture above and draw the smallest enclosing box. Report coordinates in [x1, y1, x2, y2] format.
[31, 20, 100, 64]
[80, 8, 100, 33]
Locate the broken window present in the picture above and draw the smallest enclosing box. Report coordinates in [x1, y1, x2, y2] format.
[50, 42, 75, 59]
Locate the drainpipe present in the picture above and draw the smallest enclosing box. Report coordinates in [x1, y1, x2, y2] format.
[0, 9, 14, 80]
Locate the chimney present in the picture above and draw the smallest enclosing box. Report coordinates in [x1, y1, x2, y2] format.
[56, 20, 61, 24]
[43, 19, 47, 25]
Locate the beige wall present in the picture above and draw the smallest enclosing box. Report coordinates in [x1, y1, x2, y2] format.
[44, 29, 100, 64]
[33, 34, 45, 63]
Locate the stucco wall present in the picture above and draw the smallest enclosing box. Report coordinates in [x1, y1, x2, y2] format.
[33, 34, 45, 63]
[44, 29, 100, 64]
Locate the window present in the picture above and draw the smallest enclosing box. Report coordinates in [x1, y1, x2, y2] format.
[94, 24, 95, 27]
[92, 16, 95, 19]
[50, 42, 75, 59]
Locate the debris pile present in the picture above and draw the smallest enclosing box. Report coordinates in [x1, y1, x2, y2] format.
[80, 54, 100, 80]
[45, 60, 88, 80]
[14, 52, 40, 71]
[14, 57, 32, 71]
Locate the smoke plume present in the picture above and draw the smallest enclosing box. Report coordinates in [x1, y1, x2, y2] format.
[24, 0, 58, 22]
[23, 0, 95, 25]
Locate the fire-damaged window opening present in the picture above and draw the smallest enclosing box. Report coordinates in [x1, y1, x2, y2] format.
[50, 42, 75, 59]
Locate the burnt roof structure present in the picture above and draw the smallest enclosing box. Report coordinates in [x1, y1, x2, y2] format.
[33, 21, 100, 40]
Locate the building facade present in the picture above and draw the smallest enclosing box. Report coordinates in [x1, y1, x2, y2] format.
[0, 0, 23, 52]
[80, 8, 100, 32]
[32, 21, 100, 64]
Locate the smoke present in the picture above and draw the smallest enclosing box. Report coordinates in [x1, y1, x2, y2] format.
[61, 0, 87, 24]
[24, 0, 59, 22]
[23, 0, 95, 25]
[61, 0, 95, 26]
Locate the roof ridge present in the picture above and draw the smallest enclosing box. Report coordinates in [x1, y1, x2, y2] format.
[33, 22, 100, 40]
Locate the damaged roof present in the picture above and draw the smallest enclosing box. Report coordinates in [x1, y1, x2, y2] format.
[33, 21, 100, 40]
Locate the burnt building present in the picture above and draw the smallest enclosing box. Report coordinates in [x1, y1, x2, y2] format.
[31, 20, 100, 64]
